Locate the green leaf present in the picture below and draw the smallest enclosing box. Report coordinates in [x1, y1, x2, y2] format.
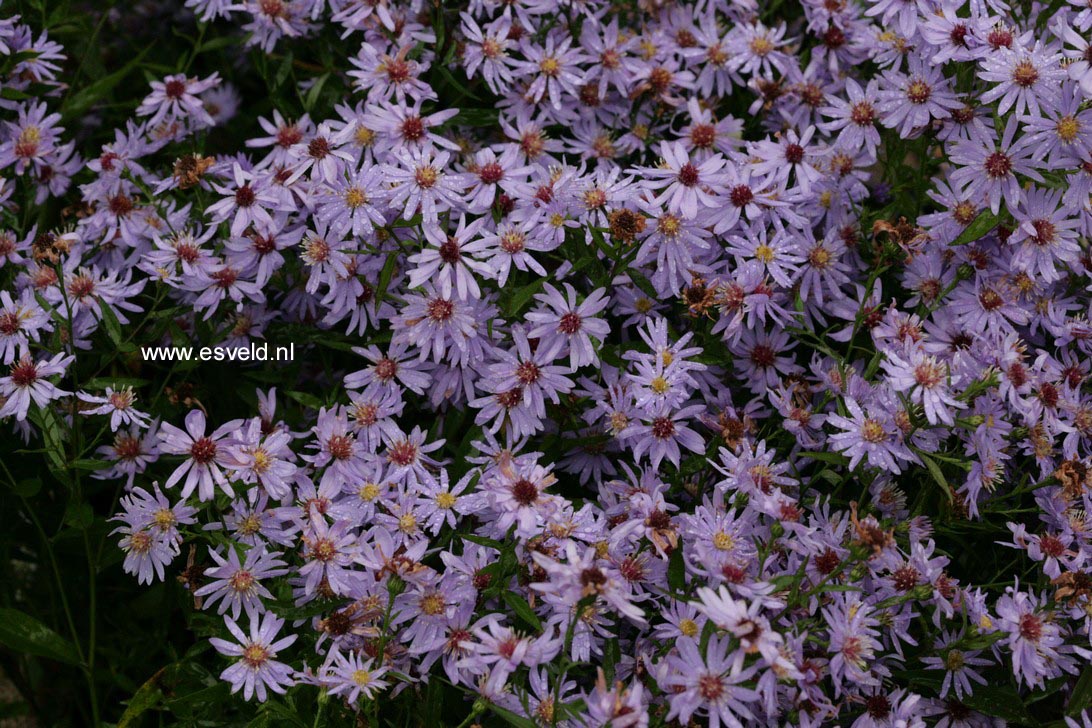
[10, 478, 41, 498]
[273, 50, 294, 89]
[667, 542, 686, 592]
[801, 451, 849, 466]
[196, 35, 238, 54]
[962, 684, 1034, 724]
[1068, 666, 1092, 716]
[63, 46, 152, 119]
[501, 592, 542, 633]
[950, 208, 1000, 246]
[503, 279, 545, 317]
[627, 270, 658, 299]
[602, 637, 620, 682]
[0, 608, 82, 666]
[453, 107, 497, 126]
[285, 390, 324, 410]
[64, 500, 94, 530]
[919, 453, 954, 503]
[84, 377, 150, 390]
[304, 72, 331, 112]
[71, 459, 110, 472]
[375, 250, 400, 304]
[491, 704, 538, 728]
[118, 668, 165, 728]
[97, 301, 134, 352]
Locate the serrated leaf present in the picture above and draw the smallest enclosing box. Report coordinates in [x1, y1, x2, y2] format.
[0, 608, 81, 666]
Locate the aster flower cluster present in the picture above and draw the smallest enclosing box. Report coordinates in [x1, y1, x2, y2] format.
[6, 0, 1092, 725]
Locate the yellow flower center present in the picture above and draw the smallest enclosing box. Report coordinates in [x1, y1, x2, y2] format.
[420, 593, 446, 615]
[539, 57, 560, 76]
[1057, 116, 1080, 143]
[344, 187, 367, 208]
[252, 448, 271, 474]
[861, 418, 886, 443]
[152, 508, 176, 531]
[354, 126, 375, 146]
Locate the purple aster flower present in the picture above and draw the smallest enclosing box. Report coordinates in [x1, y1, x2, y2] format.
[209, 613, 298, 702]
[996, 586, 1078, 689]
[641, 141, 727, 220]
[511, 33, 586, 110]
[481, 455, 561, 539]
[525, 283, 611, 369]
[345, 341, 431, 395]
[314, 163, 387, 238]
[194, 545, 287, 621]
[298, 515, 360, 597]
[407, 214, 493, 300]
[827, 397, 913, 473]
[1008, 186, 1082, 282]
[0, 102, 64, 174]
[112, 521, 178, 585]
[77, 386, 150, 431]
[487, 326, 575, 422]
[321, 650, 390, 704]
[824, 592, 884, 696]
[136, 72, 221, 128]
[0, 289, 51, 364]
[391, 285, 478, 365]
[664, 635, 759, 728]
[207, 164, 292, 238]
[877, 56, 963, 137]
[380, 145, 464, 232]
[460, 12, 516, 95]
[531, 541, 646, 625]
[820, 78, 882, 157]
[0, 351, 72, 422]
[920, 631, 992, 700]
[158, 409, 239, 501]
[978, 42, 1065, 117]
[623, 403, 706, 470]
[881, 349, 965, 426]
[460, 615, 562, 682]
[949, 116, 1044, 214]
